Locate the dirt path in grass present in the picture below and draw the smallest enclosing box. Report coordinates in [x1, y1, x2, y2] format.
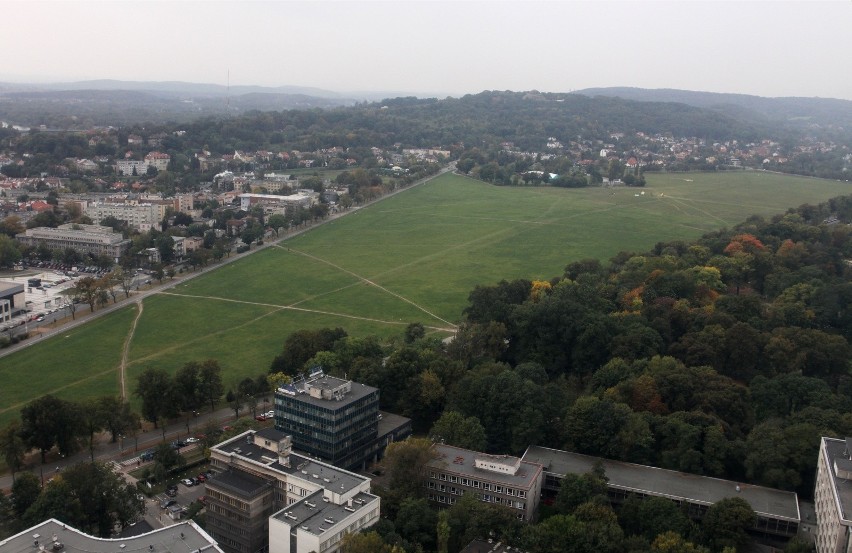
[274, 245, 458, 329]
[119, 301, 144, 400]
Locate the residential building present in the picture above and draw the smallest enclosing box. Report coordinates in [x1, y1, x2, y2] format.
[522, 445, 800, 540]
[275, 370, 411, 470]
[424, 444, 543, 521]
[84, 202, 161, 231]
[814, 437, 852, 553]
[207, 428, 379, 553]
[16, 224, 130, 261]
[115, 159, 148, 176]
[0, 518, 223, 553]
[144, 151, 170, 171]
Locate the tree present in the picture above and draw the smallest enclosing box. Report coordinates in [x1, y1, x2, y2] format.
[80, 398, 107, 461]
[428, 411, 487, 451]
[174, 361, 205, 412]
[20, 395, 83, 463]
[554, 462, 609, 515]
[383, 437, 437, 500]
[11, 472, 42, 518]
[0, 235, 22, 267]
[199, 359, 225, 411]
[404, 322, 426, 343]
[75, 276, 101, 312]
[619, 496, 693, 542]
[0, 420, 26, 482]
[97, 397, 138, 443]
[134, 368, 175, 429]
[268, 214, 287, 236]
[156, 234, 175, 263]
[395, 498, 437, 551]
[702, 497, 756, 552]
[57, 461, 145, 536]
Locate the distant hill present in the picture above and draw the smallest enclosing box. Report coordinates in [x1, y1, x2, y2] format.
[0, 80, 361, 127]
[574, 87, 852, 131]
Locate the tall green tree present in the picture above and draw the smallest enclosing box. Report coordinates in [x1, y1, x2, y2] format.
[199, 359, 225, 411]
[135, 368, 176, 428]
[20, 395, 82, 463]
[0, 420, 27, 482]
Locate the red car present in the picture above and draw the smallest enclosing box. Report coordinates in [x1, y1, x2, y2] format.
[197, 473, 207, 482]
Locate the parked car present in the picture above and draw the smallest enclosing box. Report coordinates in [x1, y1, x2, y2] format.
[185, 437, 199, 444]
[160, 499, 177, 509]
[165, 487, 177, 498]
[181, 478, 194, 487]
[197, 473, 207, 482]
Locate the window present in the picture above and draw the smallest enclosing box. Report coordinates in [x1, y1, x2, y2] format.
[440, 473, 447, 481]
[506, 488, 514, 496]
[473, 481, 480, 488]
[483, 483, 491, 491]
[495, 486, 503, 494]
[518, 490, 526, 498]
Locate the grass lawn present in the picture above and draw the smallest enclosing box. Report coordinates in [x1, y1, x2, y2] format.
[0, 170, 849, 422]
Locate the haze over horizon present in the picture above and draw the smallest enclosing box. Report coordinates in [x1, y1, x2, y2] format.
[4, 0, 851, 101]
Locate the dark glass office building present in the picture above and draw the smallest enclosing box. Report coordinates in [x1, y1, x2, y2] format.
[274, 372, 383, 469]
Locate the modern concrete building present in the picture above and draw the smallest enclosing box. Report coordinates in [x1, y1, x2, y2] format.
[0, 518, 223, 553]
[268, 489, 380, 553]
[425, 444, 544, 522]
[16, 224, 131, 262]
[206, 428, 380, 553]
[275, 370, 411, 470]
[0, 280, 25, 319]
[523, 445, 800, 540]
[814, 437, 852, 553]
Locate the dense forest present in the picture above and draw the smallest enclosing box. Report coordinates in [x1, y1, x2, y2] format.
[256, 193, 852, 552]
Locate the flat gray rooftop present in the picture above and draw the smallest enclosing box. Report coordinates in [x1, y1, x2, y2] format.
[377, 411, 411, 438]
[523, 445, 799, 521]
[0, 281, 23, 296]
[278, 378, 377, 410]
[822, 437, 852, 522]
[428, 444, 542, 490]
[212, 430, 367, 494]
[209, 469, 271, 499]
[272, 490, 378, 536]
[0, 519, 222, 553]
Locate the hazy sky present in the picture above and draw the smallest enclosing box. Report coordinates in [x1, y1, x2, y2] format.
[4, 0, 851, 100]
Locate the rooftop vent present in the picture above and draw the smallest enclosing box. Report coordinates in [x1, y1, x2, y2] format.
[300, 526, 309, 531]
[324, 518, 335, 524]
[305, 501, 316, 508]
[344, 506, 355, 512]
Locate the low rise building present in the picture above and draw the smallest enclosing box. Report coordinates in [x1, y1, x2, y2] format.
[0, 280, 25, 319]
[523, 445, 800, 540]
[239, 192, 315, 214]
[425, 444, 544, 521]
[16, 224, 130, 262]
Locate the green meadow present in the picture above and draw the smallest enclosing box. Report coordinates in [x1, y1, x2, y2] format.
[0, 170, 849, 424]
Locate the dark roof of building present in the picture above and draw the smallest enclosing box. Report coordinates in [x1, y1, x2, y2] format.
[427, 444, 543, 490]
[523, 445, 800, 522]
[212, 430, 367, 494]
[377, 411, 412, 439]
[0, 280, 24, 297]
[0, 519, 222, 553]
[207, 468, 272, 499]
[271, 490, 379, 536]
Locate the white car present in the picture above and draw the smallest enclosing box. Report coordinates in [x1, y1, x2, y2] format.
[182, 478, 194, 487]
[265, 410, 274, 418]
[185, 437, 199, 444]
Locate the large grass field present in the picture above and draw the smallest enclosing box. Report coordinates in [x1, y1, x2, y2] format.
[0, 170, 849, 424]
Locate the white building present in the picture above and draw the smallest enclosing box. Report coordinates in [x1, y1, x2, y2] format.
[815, 437, 852, 553]
[239, 192, 315, 213]
[207, 428, 380, 553]
[85, 202, 161, 231]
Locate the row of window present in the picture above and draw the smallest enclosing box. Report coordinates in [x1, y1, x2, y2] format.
[429, 494, 525, 519]
[429, 471, 526, 498]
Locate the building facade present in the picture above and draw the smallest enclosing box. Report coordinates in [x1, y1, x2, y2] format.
[85, 202, 161, 231]
[425, 444, 544, 522]
[275, 372, 381, 469]
[814, 437, 852, 553]
[207, 428, 379, 553]
[16, 224, 131, 261]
